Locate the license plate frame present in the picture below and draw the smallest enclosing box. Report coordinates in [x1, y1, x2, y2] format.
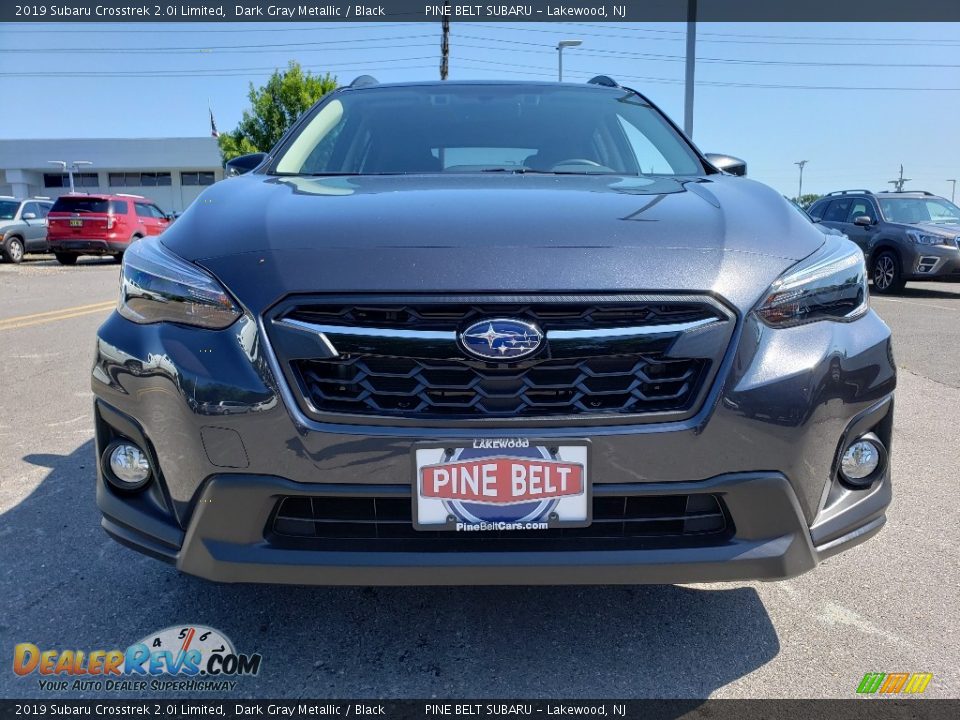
[69, 219, 83, 228]
[411, 439, 591, 532]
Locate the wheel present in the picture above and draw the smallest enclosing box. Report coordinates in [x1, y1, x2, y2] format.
[871, 251, 906, 294]
[55, 253, 78, 266]
[4, 236, 24, 264]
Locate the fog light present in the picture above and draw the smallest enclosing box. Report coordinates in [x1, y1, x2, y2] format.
[840, 437, 882, 484]
[106, 441, 151, 490]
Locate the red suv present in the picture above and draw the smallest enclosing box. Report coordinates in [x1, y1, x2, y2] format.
[47, 193, 171, 265]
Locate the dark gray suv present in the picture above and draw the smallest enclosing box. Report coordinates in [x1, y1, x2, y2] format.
[92, 80, 895, 585]
[809, 190, 960, 293]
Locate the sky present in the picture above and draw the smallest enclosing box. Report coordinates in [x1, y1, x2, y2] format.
[1, 20, 958, 199]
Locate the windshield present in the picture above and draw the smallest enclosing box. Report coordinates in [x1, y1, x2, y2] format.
[0, 201, 20, 220]
[273, 85, 704, 177]
[879, 197, 960, 225]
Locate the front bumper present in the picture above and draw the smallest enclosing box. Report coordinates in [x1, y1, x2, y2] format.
[92, 307, 896, 585]
[900, 243, 960, 280]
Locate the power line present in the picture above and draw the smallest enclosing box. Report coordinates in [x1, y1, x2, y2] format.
[468, 23, 960, 48]
[0, 34, 439, 53]
[568, 22, 960, 45]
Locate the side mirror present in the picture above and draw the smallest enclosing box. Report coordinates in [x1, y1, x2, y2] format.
[853, 215, 873, 227]
[704, 153, 747, 177]
[225, 152, 268, 177]
[22, 212, 37, 220]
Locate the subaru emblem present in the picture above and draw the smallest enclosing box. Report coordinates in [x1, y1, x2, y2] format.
[459, 319, 544, 361]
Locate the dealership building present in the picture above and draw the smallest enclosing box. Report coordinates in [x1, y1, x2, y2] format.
[0, 137, 223, 212]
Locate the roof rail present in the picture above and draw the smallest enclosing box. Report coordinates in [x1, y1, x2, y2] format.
[349, 75, 379, 88]
[877, 189, 934, 195]
[115, 193, 145, 198]
[32, 196, 51, 200]
[587, 75, 619, 88]
[824, 189, 874, 197]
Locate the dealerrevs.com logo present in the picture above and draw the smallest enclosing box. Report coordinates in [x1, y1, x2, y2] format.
[13, 625, 261, 693]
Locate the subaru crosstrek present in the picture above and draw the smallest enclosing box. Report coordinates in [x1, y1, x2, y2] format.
[808, 189, 960, 293]
[93, 79, 895, 585]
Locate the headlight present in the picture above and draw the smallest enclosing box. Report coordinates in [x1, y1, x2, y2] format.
[755, 236, 869, 327]
[118, 238, 241, 329]
[906, 230, 949, 246]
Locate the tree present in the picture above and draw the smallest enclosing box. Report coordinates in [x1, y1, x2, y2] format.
[218, 62, 338, 162]
[794, 193, 823, 209]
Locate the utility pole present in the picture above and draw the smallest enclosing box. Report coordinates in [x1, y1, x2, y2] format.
[440, 1, 449, 80]
[794, 160, 808, 201]
[887, 164, 910, 192]
[948, 179, 957, 203]
[683, 0, 697, 137]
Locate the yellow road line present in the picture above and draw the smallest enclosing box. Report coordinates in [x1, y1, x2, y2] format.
[0, 302, 115, 331]
[0, 300, 116, 326]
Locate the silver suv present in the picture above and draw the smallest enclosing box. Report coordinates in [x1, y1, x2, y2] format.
[809, 190, 960, 293]
[0, 197, 53, 264]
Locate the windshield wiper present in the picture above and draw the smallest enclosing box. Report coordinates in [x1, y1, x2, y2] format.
[478, 167, 623, 176]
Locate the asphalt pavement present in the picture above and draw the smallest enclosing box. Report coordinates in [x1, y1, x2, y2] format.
[0, 255, 957, 700]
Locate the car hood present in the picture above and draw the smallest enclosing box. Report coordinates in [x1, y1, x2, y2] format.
[163, 173, 826, 314]
[911, 221, 960, 237]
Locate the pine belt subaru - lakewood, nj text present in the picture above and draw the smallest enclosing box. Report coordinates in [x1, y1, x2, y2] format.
[92, 78, 896, 584]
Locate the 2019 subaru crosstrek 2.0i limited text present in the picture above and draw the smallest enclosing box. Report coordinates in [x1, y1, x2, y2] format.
[93, 80, 895, 585]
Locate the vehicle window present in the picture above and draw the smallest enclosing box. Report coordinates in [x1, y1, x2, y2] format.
[135, 202, 152, 218]
[807, 200, 828, 218]
[110, 200, 129, 215]
[50, 197, 110, 214]
[22, 202, 40, 218]
[617, 115, 673, 174]
[276, 85, 704, 176]
[879, 197, 960, 224]
[822, 199, 853, 222]
[0, 201, 20, 220]
[151, 205, 168, 219]
[847, 199, 875, 223]
[37, 203, 51, 218]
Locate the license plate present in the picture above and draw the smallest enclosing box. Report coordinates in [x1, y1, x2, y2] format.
[412, 440, 590, 531]
[69, 219, 83, 227]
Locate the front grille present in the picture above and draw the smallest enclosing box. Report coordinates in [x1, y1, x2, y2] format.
[268, 493, 732, 552]
[267, 295, 734, 423]
[284, 300, 723, 331]
[295, 354, 708, 418]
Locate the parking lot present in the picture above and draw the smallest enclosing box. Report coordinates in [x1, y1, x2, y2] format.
[0, 255, 957, 700]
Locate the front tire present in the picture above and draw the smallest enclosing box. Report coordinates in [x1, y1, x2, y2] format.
[55, 253, 78, 266]
[872, 251, 906, 294]
[5, 236, 24, 264]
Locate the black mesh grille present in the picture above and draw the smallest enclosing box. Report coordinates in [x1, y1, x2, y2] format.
[268, 493, 732, 551]
[268, 296, 733, 422]
[295, 354, 708, 418]
[285, 301, 722, 331]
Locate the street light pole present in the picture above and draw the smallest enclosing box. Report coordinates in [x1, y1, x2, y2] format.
[683, 0, 697, 137]
[948, 179, 957, 203]
[557, 40, 582, 82]
[48, 160, 92, 193]
[794, 160, 808, 201]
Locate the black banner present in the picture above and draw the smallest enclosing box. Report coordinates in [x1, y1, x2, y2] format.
[2, 701, 960, 720]
[4, 0, 960, 23]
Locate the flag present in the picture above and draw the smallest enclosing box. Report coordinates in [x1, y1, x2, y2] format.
[209, 107, 219, 138]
